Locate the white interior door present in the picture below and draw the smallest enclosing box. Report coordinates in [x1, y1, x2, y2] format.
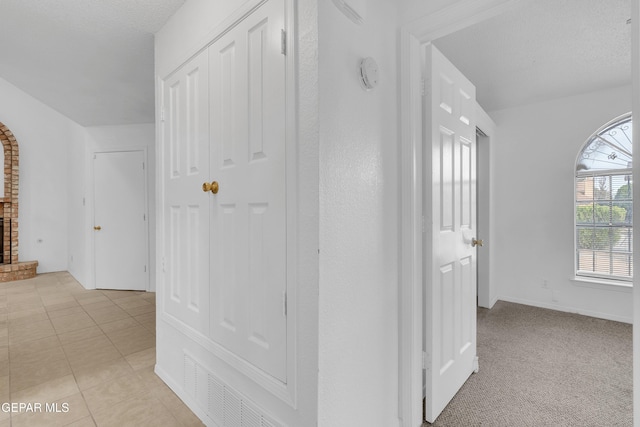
[162, 51, 210, 333]
[94, 150, 148, 291]
[208, 0, 287, 382]
[423, 43, 478, 423]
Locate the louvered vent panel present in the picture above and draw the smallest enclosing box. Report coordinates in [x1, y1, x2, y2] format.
[241, 404, 260, 427]
[224, 389, 242, 427]
[209, 375, 224, 425]
[184, 353, 283, 427]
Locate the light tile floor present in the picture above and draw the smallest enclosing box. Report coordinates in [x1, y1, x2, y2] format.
[0, 271, 204, 427]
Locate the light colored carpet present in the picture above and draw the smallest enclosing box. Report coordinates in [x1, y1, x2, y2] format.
[427, 301, 632, 427]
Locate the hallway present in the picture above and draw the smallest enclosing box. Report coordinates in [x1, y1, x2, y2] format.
[0, 272, 203, 426]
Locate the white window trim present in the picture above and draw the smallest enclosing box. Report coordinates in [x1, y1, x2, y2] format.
[571, 275, 633, 292]
[574, 113, 633, 283]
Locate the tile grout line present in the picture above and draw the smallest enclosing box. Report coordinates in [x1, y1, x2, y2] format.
[1, 273, 175, 427]
[55, 274, 97, 426]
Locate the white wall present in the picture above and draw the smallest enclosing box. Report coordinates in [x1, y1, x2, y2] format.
[67, 128, 88, 283]
[0, 76, 82, 273]
[155, 0, 400, 424]
[0, 74, 156, 287]
[318, 1, 399, 425]
[68, 124, 155, 290]
[400, 0, 461, 24]
[491, 84, 633, 323]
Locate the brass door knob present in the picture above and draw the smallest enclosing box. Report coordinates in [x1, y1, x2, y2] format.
[202, 181, 219, 194]
[471, 238, 483, 247]
[94, 226, 102, 231]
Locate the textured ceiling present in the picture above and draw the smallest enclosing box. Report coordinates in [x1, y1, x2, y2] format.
[0, 0, 185, 126]
[434, 0, 631, 113]
[0, 0, 631, 125]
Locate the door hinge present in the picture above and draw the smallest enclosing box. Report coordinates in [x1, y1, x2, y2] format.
[142, 162, 145, 170]
[422, 351, 427, 370]
[283, 291, 287, 316]
[161, 257, 166, 273]
[281, 29, 287, 55]
[160, 106, 165, 122]
[143, 213, 146, 221]
[144, 265, 147, 273]
[421, 78, 425, 97]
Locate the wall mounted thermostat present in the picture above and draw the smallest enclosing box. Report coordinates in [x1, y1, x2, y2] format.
[359, 57, 379, 90]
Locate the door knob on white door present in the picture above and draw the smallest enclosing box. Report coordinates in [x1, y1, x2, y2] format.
[202, 181, 219, 194]
[94, 226, 102, 231]
[471, 238, 483, 247]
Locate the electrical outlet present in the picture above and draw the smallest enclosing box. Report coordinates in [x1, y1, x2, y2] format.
[542, 279, 549, 289]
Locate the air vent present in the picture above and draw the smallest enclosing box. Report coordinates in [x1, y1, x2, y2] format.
[184, 353, 282, 427]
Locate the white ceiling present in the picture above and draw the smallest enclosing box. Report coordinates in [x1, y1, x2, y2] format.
[434, 0, 632, 113]
[0, 0, 185, 126]
[0, 0, 631, 126]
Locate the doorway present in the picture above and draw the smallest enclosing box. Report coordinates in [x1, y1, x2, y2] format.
[93, 149, 149, 291]
[421, 44, 480, 422]
[399, 1, 635, 426]
[475, 107, 496, 309]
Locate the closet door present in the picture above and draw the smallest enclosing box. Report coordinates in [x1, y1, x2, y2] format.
[162, 51, 210, 334]
[208, 0, 287, 381]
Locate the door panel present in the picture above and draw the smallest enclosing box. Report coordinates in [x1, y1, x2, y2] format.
[94, 150, 147, 291]
[162, 51, 210, 334]
[209, 0, 287, 382]
[424, 44, 478, 423]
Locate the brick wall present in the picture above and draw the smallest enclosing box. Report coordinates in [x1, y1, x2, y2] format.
[0, 122, 37, 281]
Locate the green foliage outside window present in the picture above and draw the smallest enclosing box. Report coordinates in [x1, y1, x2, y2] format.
[576, 204, 627, 250]
[614, 183, 633, 222]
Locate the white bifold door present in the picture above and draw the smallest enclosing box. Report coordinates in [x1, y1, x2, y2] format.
[423, 44, 478, 423]
[163, 51, 211, 333]
[208, 0, 287, 382]
[162, 0, 287, 383]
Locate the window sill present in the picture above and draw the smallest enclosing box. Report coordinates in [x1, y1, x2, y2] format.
[571, 276, 632, 292]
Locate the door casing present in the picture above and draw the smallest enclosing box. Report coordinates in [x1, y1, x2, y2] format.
[476, 104, 497, 309]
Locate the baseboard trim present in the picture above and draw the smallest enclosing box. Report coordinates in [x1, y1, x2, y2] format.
[497, 296, 632, 324]
[489, 296, 499, 308]
[479, 295, 499, 309]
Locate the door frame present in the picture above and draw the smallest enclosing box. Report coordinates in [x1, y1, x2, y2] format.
[476, 102, 497, 309]
[398, 1, 520, 425]
[90, 147, 150, 291]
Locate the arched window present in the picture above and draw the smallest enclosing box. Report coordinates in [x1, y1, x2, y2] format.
[575, 113, 632, 282]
